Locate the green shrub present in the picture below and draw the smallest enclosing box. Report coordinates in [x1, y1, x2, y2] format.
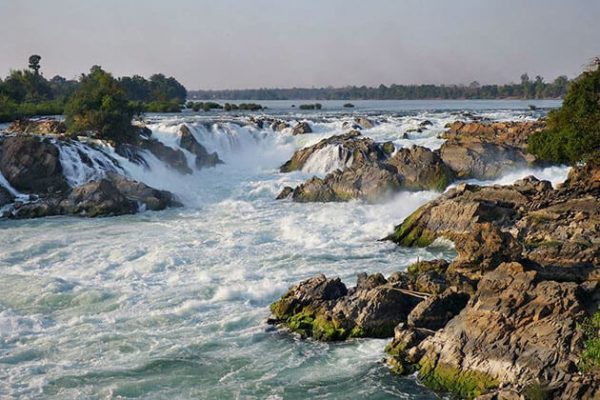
[528, 63, 600, 164]
[579, 310, 600, 373]
[64, 66, 137, 143]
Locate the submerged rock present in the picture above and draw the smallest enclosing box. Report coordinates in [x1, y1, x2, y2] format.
[0, 135, 68, 194]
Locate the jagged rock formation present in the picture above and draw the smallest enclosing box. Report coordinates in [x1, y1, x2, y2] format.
[6, 118, 67, 135]
[178, 125, 222, 169]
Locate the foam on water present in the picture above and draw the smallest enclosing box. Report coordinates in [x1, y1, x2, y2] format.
[0, 105, 570, 399]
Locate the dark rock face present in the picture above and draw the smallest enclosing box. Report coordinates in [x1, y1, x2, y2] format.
[0, 186, 14, 207]
[292, 122, 312, 135]
[7, 119, 67, 135]
[0, 136, 68, 194]
[178, 125, 222, 169]
[140, 139, 193, 175]
[406, 289, 469, 330]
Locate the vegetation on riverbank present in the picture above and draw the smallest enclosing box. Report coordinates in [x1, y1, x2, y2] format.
[528, 60, 600, 164]
[0, 55, 187, 123]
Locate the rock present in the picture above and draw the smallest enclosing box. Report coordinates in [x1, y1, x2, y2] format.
[178, 125, 222, 169]
[354, 117, 375, 129]
[106, 172, 182, 210]
[437, 120, 545, 180]
[285, 163, 402, 203]
[279, 131, 389, 172]
[270, 273, 424, 340]
[406, 289, 469, 330]
[387, 262, 599, 399]
[279, 131, 384, 173]
[140, 139, 192, 174]
[275, 186, 293, 200]
[60, 179, 138, 216]
[387, 146, 454, 191]
[292, 121, 312, 135]
[0, 136, 68, 194]
[0, 185, 14, 207]
[6, 119, 67, 135]
[439, 140, 531, 180]
[271, 121, 289, 132]
[442, 121, 545, 150]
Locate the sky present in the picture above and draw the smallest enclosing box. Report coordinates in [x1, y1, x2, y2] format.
[1, 0, 599, 90]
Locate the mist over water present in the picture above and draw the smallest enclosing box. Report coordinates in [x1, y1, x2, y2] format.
[0, 101, 569, 399]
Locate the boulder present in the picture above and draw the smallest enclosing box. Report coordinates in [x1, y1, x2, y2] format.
[284, 163, 402, 202]
[0, 136, 68, 194]
[270, 273, 424, 340]
[442, 120, 545, 150]
[178, 125, 222, 169]
[106, 172, 182, 210]
[354, 117, 375, 129]
[60, 179, 138, 216]
[292, 121, 312, 135]
[406, 289, 469, 330]
[140, 139, 192, 174]
[387, 146, 454, 191]
[279, 131, 385, 173]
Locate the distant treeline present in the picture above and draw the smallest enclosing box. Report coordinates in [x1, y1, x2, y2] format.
[189, 74, 570, 100]
[0, 55, 187, 122]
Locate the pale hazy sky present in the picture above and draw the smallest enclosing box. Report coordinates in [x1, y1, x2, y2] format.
[1, 0, 599, 89]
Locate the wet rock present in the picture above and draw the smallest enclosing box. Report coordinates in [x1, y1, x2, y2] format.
[270, 273, 425, 340]
[387, 146, 454, 191]
[279, 131, 384, 173]
[140, 139, 192, 175]
[275, 186, 293, 200]
[354, 117, 375, 129]
[106, 172, 182, 210]
[0, 186, 14, 207]
[6, 119, 67, 135]
[292, 121, 312, 135]
[286, 163, 402, 203]
[178, 125, 222, 169]
[0, 135, 68, 194]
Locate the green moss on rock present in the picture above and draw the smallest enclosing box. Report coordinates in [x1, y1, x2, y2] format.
[417, 358, 499, 400]
[386, 207, 437, 247]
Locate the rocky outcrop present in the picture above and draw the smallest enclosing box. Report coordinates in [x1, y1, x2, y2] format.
[139, 139, 193, 175]
[279, 131, 387, 173]
[178, 125, 222, 169]
[438, 121, 544, 180]
[270, 273, 426, 340]
[7, 175, 180, 219]
[386, 262, 599, 399]
[292, 121, 312, 135]
[285, 163, 402, 202]
[105, 172, 182, 211]
[354, 117, 375, 129]
[387, 146, 454, 191]
[0, 135, 68, 194]
[442, 121, 545, 150]
[278, 133, 454, 201]
[6, 119, 67, 135]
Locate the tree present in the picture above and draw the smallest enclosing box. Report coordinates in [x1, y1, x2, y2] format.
[28, 55, 42, 75]
[64, 66, 137, 142]
[528, 62, 600, 164]
[521, 73, 532, 99]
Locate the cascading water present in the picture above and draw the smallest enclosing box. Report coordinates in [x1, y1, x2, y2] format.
[0, 101, 571, 399]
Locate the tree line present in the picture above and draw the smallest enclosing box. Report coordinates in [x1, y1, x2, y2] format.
[0, 55, 187, 122]
[189, 74, 570, 101]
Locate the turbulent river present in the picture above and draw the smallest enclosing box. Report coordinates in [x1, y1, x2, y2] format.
[0, 100, 570, 399]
